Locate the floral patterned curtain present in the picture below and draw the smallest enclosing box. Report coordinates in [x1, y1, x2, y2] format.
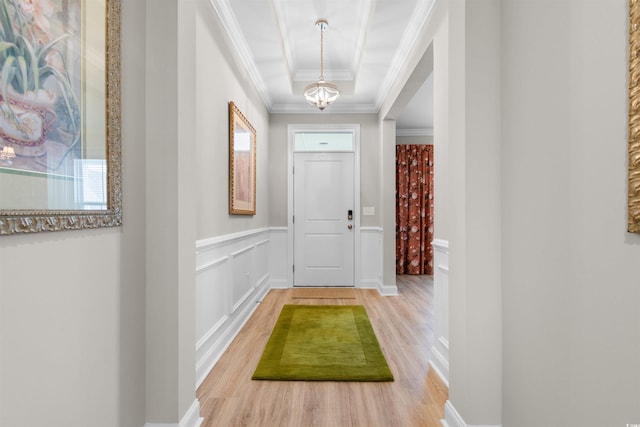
[396, 144, 434, 275]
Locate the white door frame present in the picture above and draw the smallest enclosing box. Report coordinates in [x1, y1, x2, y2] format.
[287, 124, 361, 287]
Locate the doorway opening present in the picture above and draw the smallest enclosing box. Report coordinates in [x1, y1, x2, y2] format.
[287, 124, 361, 287]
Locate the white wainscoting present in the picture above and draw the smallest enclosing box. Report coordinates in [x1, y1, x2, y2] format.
[195, 227, 286, 387]
[430, 238, 449, 387]
[360, 227, 383, 290]
[268, 227, 289, 288]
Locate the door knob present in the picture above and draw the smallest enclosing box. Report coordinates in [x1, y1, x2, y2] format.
[347, 224, 353, 230]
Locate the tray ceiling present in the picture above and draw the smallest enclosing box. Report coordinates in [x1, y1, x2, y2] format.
[210, 0, 435, 131]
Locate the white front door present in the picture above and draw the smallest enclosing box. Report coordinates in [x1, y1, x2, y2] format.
[293, 152, 354, 286]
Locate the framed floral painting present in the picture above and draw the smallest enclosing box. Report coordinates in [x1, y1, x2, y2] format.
[0, 0, 121, 234]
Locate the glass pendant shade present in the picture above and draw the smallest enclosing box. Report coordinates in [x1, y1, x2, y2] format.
[304, 20, 340, 111]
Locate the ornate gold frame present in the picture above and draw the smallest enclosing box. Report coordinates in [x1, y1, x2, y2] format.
[0, 0, 121, 235]
[630, 0, 640, 232]
[229, 102, 256, 215]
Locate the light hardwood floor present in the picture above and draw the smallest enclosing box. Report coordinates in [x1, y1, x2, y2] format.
[197, 275, 448, 427]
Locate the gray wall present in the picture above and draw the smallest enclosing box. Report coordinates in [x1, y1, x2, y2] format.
[501, 1, 640, 426]
[386, 0, 640, 425]
[269, 113, 381, 228]
[194, 2, 270, 240]
[396, 135, 433, 145]
[0, 0, 147, 426]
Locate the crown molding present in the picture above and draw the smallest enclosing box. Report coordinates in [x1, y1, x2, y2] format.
[209, 0, 273, 108]
[374, 0, 436, 110]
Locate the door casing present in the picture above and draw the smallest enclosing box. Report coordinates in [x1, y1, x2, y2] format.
[287, 124, 361, 287]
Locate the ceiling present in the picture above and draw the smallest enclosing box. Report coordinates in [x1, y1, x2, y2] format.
[209, 0, 435, 134]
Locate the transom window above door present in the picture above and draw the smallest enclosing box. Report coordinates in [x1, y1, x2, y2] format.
[294, 132, 354, 152]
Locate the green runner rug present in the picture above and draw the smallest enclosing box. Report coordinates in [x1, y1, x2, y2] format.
[252, 304, 394, 381]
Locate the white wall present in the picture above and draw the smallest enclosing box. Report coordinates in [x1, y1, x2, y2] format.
[502, 1, 640, 426]
[0, 1, 147, 426]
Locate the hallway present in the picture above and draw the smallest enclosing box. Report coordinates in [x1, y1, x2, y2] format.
[196, 276, 447, 426]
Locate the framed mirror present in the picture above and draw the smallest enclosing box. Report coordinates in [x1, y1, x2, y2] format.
[229, 101, 256, 215]
[0, 0, 121, 235]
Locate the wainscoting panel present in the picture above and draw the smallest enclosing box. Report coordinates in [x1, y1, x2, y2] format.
[195, 256, 229, 344]
[195, 228, 277, 386]
[430, 238, 450, 387]
[231, 245, 255, 310]
[268, 227, 289, 288]
[360, 227, 383, 290]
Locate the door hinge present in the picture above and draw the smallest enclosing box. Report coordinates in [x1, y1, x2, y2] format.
[293, 265, 295, 272]
[293, 215, 295, 224]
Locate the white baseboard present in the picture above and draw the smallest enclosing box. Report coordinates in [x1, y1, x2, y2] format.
[441, 401, 465, 427]
[429, 335, 450, 387]
[441, 401, 502, 427]
[268, 278, 289, 289]
[144, 399, 203, 427]
[378, 283, 399, 296]
[358, 278, 380, 289]
[180, 400, 204, 427]
[428, 357, 449, 388]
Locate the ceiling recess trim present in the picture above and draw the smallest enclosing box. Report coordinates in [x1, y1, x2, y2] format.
[396, 128, 434, 137]
[209, 0, 273, 108]
[272, 0, 296, 84]
[270, 101, 378, 115]
[374, 0, 436, 111]
[349, 0, 377, 82]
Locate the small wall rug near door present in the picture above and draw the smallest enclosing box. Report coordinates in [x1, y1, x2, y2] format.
[252, 305, 394, 381]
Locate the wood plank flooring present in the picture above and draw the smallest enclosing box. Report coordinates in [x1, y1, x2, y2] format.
[196, 275, 448, 427]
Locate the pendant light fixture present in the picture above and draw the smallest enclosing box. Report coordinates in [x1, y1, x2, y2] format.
[303, 19, 340, 111]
